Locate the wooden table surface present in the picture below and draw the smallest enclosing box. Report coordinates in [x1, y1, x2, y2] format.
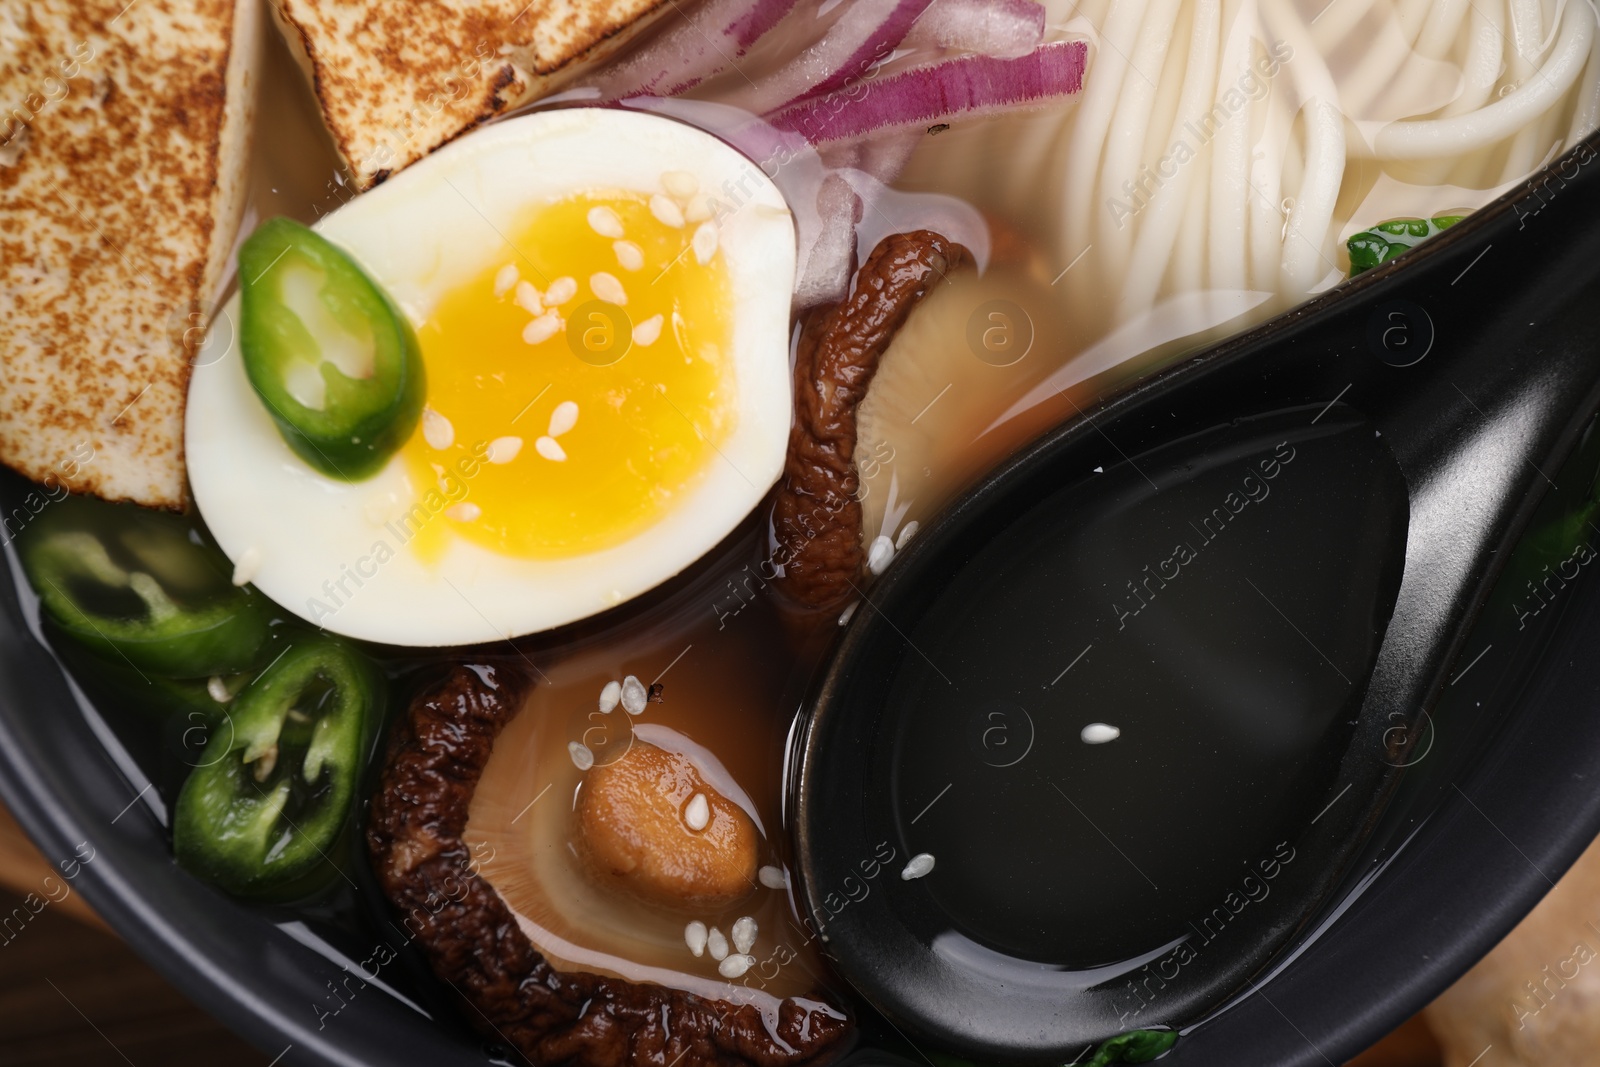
[0, 804, 268, 1067]
[0, 801, 1434, 1067]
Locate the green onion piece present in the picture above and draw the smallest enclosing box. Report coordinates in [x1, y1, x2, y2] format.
[1083, 1029, 1179, 1065]
[1346, 215, 1465, 277]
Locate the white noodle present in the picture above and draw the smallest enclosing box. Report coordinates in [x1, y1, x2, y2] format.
[893, 0, 1600, 398]
[1310, 0, 1381, 54]
[1097, 0, 1187, 283]
[1206, 0, 1256, 293]
[1171, 133, 1214, 293]
[1569, 4, 1600, 137]
[1263, 0, 1346, 294]
[1395, 0, 1440, 47]
[1248, 83, 1286, 293]
[1444, 2, 1508, 118]
[1120, 0, 1224, 315]
[1341, 0, 1438, 115]
[1511, 0, 1549, 68]
[1413, 0, 1473, 58]
[1375, 7, 1594, 159]
[1063, 0, 1153, 279]
[1143, 0, 1194, 169]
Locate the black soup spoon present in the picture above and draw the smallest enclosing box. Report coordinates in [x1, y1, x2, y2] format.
[791, 132, 1600, 1063]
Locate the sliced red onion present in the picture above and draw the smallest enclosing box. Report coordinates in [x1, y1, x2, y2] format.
[623, 96, 819, 195]
[804, 0, 938, 98]
[726, 0, 938, 115]
[903, 0, 1047, 59]
[819, 127, 924, 184]
[839, 168, 992, 279]
[768, 40, 1089, 145]
[580, 0, 804, 100]
[860, 132, 921, 183]
[794, 173, 862, 308]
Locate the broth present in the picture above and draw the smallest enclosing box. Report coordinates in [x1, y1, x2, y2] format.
[465, 573, 835, 1003]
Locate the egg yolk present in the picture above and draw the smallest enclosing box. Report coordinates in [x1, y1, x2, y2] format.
[400, 190, 734, 559]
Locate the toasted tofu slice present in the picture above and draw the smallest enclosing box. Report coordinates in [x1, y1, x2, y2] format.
[273, 0, 673, 190]
[0, 0, 259, 508]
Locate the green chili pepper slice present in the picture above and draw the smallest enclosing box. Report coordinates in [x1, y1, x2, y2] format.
[174, 635, 377, 897]
[239, 217, 425, 481]
[50, 628, 241, 729]
[18, 496, 268, 678]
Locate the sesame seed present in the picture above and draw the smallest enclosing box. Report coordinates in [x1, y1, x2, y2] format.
[568, 740, 594, 770]
[535, 436, 567, 462]
[1081, 723, 1122, 744]
[598, 680, 621, 713]
[707, 926, 729, 961]
[692, 222, 719, 264]
[515, 280, 543, 315]
[632, 314, 664, 347]
[685, 921, 708, 957]
[494, 263, 519, 298]
[590, 272, 627, 306]
[620, 674, 647, 714]
[662, 170, 699, 198]
[896, 521, 920, 549]
[685, 194, 714, 223]
[231, 546, 262, 587]
[614, 240, 645, 272]
[446, 502, 482, 522]
[486, 436, 523, 464]
[422, 408, 455, 450]
[544, 276, 577, 305]
[837, 602, 858, 626]
[718, 954, 754, 979]
[587, 205, 625, 239]
[901, 853, 936, 880]
[758, 866, 786, 889]
[684, 793, 710, 832]
[731, 916, 757, 954]
[548, 400, 579, 438]
[523, 312, 561, 345]
[866, 535, 895, 575]
[650, 194, 686, 228]
[206, 676, 232, 703]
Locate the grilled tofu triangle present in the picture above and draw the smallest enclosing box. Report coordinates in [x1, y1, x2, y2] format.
[0, 0, 259, 509]
[271, 0, 676, 191]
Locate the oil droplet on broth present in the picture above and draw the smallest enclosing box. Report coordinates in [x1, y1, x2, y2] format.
[465, 593, 829, 1001]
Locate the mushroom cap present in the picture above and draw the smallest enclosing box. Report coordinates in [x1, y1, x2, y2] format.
[576, 741, 760, 910]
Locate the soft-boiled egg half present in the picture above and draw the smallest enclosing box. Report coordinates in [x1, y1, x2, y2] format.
[187, 109, 796, 646]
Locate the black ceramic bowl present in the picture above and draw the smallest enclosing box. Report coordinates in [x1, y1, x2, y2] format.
[3, 134, 1600, 1066]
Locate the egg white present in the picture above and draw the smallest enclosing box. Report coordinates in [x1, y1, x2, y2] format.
[187, 109, 796, 647]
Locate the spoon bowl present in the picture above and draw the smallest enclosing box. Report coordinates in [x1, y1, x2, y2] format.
[792, 131, 1600, 1062]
